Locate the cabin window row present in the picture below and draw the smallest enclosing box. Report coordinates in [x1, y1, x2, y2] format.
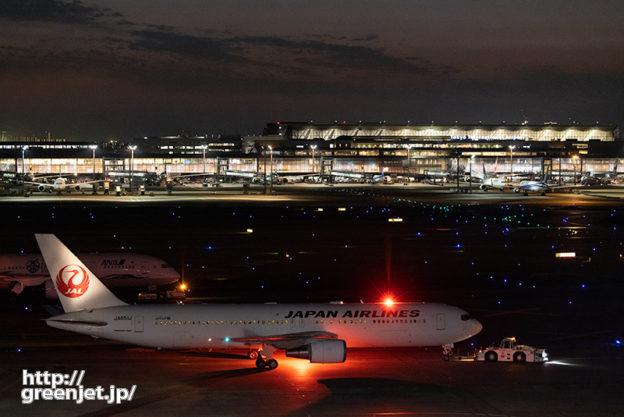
[154, 318, 427, 326]
[102, 265, 135, 269]
[154, 319, 290, 326]
[314, 319, 425, 324]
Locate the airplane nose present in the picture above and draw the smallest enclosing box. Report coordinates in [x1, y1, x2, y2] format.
[471, 319, 483, 336]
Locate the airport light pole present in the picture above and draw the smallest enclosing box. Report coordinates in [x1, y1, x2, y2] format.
[89, 145, 97, 175]
[21, 146, 28, 175]
[580, 155, 583, 179]
[200, 144, 207, 174]
[509, 145, 515, 181]
[310, 144, 317, 176]
[469, 155, 475, 193]
[456, 148, 460, 193]
[572, 154, 579, 184]
[129, 145, 137, 190]
[262, 146, 267, 194]
[268, 145, 273, 194]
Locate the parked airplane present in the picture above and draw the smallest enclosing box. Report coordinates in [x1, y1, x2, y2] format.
[0, 253, 180, 297]
[479, 176, 509, 191]
[475, 164, 510, 191]
[331, 171, 365, 182]
[513, 178, 550, 195]
[24, 177, 106, 193]
[36, 234, 482, 369]
[512, 170, 570, 195]
[581, 160, 620, 185]
[423, 170, 450, 184]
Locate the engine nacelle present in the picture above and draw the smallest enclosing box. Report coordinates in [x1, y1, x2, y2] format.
[38, 185, 46, 192]
[286, 339, 347, 363]
[480, 184, 488, 191]
[10, 281, 25, 295]
[74, 185, 81, 191]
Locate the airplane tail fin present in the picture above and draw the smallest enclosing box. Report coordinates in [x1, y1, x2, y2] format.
[35, 234, 127, 313]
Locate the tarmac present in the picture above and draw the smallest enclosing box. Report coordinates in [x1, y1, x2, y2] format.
[1, 318, 621, 417]
[1, 183, 623, 416]
[2, 182, 624, 207]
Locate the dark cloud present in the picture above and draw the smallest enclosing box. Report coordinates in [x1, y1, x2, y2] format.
[233, 35, 457, 74]
[129, 29, 238, 61]
[1, 1, 621, 138]
[0, 0, 121, 24]
[351, 33, 379, 42]
[126, 28, 457, 76]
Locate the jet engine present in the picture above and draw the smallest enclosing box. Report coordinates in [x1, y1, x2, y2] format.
[74, 185, 81, 191]
[285, 339, 347, 363]
[38, 185, 46, 192]
[10, 281, 25, 295]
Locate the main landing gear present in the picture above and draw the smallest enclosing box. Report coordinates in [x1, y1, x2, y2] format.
[254, 345, 278, 369]
[442, 343, 454, 361]
[256, 358, 278, 369]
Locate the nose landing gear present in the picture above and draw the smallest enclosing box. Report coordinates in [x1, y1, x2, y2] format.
[442, 343, 454, 361]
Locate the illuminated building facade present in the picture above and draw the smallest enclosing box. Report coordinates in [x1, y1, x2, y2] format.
[0, 123, 621, 178]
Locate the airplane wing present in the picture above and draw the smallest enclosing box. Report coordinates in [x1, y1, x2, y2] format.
[75, 179, 109, 186]
[232, 330, 338, 349]
[23, 181, 53, 190]
[548, 184, 587, 190]
[166, 173, 211, 180]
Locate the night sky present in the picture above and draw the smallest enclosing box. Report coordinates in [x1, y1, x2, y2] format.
[1, 0, 623, 139]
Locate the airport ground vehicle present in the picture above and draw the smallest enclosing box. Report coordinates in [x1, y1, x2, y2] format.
[475, 337, 548, 363]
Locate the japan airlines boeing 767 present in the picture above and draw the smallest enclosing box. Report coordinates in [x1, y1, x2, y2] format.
[37, 234, 482, 369]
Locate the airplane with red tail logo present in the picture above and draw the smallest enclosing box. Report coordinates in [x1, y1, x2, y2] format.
[36, 234, 482, 369]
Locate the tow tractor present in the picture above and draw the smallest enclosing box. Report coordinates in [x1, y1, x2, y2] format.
[475, 337, 549, 363]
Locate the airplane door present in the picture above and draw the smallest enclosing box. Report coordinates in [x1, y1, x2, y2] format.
[134, 315, 144, 332]
[436, 313, 445, 330]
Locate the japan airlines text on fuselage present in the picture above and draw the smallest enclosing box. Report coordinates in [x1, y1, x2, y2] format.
[36, 234, 482, 369]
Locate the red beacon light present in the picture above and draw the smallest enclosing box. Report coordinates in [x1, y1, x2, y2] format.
[383, 297, 395, 307]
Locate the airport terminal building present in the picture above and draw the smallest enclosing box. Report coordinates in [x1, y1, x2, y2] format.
[0, 122, 621, 181]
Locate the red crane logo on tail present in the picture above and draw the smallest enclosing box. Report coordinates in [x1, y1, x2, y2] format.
[56, 264, 90, 298]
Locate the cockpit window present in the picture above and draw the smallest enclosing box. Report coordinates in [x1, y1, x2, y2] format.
[461, 314, 473, 321]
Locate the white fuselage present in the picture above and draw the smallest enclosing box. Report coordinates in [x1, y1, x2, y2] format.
[481, 177, 508, 190]
[0, 253, 179, 289]
[517, 180, 548, 193]
[46, 302, 482, 350]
